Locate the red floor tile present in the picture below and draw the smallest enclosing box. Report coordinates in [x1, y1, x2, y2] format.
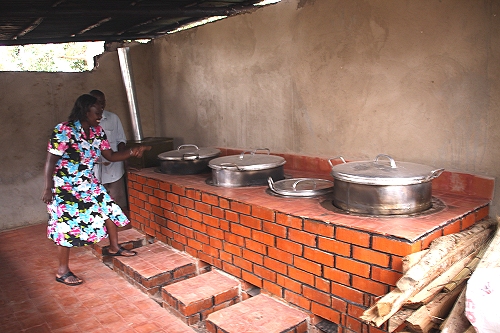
[0, 223, 197, 333]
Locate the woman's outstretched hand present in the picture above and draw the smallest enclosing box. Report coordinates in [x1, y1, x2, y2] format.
[129, 145, 152, 158]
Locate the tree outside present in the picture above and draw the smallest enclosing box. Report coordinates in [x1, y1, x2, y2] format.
[0, 41, 104, 72]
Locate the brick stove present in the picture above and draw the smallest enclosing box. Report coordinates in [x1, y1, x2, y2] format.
[126, 149, 493, 333]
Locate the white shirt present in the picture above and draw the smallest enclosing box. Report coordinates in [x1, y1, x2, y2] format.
[95, 110, 127, 184]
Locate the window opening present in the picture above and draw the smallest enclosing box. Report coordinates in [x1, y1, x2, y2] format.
[0, 41, 104, 72]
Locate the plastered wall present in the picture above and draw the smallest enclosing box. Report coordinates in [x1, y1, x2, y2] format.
[1, 0, 499, 231]
[151, 0, 500, 213]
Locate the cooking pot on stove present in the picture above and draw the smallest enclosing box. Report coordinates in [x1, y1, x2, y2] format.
[209, 148, 286, 187]
[329, 154, 444, 215]
[158, 144, 220, 175]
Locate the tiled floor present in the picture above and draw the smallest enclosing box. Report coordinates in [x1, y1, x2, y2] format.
[0, 223, 195, 333]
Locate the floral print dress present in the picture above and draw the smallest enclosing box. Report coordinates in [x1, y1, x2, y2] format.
[46, 120, 129, 247]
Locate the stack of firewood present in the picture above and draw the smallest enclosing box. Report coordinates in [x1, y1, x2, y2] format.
[360, 217, 500, 333]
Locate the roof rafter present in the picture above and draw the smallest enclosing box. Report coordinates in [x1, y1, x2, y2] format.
[0, 0, 272, 46]
[0, 6, 256, 18]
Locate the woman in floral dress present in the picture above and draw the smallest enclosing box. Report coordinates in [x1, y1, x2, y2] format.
[41, 94, 149, 286]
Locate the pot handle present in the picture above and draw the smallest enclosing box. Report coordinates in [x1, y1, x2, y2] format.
[219, 162, 243, 171]
[239, 148, 270, 159]
[328, 156, 346, 168]
[177, 144, 199, 150]
[253, 148, 271, 155]
[375, 154, 397, 168]
[425, 168, 445, 181]
[267, 177, 276, 191]
[292, 178, 317, 191]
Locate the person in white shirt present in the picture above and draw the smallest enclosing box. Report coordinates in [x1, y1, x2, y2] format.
[89, 90, 129, 214]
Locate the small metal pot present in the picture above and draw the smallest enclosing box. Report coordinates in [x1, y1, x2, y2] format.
[329, 154, 444, 215]
[158, 145, 220, 175]
[209, 149, 286, 187]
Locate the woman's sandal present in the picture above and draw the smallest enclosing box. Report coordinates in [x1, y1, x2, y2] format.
[108, 246, 137, 257]
[55, 271, 83, 286]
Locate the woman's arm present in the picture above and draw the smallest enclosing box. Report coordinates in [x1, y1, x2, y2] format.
[101, 145, 151, 162]
[41, 152, 60, 204]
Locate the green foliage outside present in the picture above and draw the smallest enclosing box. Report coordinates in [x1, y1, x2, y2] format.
[0, 42, 104, 72]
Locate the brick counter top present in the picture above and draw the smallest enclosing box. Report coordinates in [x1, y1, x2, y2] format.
[129, 167, 490, 243]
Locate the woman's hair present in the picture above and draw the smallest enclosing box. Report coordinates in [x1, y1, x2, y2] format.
[68, 94, 97, 122]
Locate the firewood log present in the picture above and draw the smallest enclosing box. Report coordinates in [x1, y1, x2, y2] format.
[397, 219, 496, 292]
[402, 249, 428, 274]
[404, 282, 465, 333]
[474, 217, 500, 269]
[388, 308, 414, 332]
[374, 221, 493, 317]
[464, 325, 476, 333]
[404, 251, 476, 308]
[360, 219, 495, 328]
[443, 241, 490, 292]
[440, 286, 470, 333]
[360, 287, 415, 327]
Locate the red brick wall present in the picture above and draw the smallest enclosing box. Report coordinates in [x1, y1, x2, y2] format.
[127, 171, 489, 333]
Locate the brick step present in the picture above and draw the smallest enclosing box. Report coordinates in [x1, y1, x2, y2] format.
[162, 269, 242, 326]
[92, 232, 311, 332]
[206, 294, 310, 333]
[112, 241, 198, 302]
[92, 228, 149, 265]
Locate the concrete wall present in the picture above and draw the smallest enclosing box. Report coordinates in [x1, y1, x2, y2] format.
[0, 43, 155, 230]
[152, 0, 500, 212]
[1, 0, 499, 230]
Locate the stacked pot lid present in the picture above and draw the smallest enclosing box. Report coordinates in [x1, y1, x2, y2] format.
[268, 177, 334, 197]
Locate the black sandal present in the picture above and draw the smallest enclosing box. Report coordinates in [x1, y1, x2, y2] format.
[108, 246, 137, 257]
[55, 271, 83, 286]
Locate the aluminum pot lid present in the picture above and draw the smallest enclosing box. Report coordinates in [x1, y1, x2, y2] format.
[158, 144, 220, 161]
[208, 148, 286, 171]
[329, 154, 444, 186]
[268, 177, 334, 197]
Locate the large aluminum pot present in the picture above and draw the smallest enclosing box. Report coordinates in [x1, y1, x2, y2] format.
[209, 148, 286, 187]
[158, 145, 220, 175]
[329, 154, 444, 215]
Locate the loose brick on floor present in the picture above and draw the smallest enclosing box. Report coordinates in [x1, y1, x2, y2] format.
[162, 269, 241, 325]
[112, 241, 198, 299]
[206, 293, 309, 333]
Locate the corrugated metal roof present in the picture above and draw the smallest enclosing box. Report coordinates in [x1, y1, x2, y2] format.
[0, 0, 268, 46]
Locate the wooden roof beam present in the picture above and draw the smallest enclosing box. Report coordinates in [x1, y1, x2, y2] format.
[0, 5, 256, 18]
